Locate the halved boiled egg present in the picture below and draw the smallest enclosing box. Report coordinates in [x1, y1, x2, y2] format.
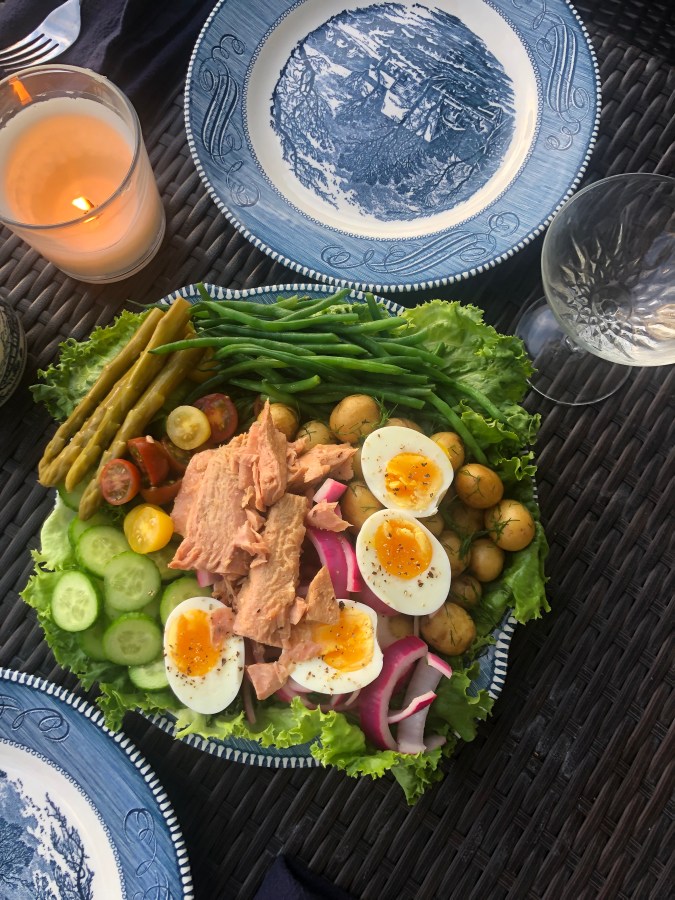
[291, 600, 383, 694]
[164, 596, 244, 714]
[360, 426, 453, 518]
[356, 509, 451, 615]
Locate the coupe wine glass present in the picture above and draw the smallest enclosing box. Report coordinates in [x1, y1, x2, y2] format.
[515, 173, 675, 405]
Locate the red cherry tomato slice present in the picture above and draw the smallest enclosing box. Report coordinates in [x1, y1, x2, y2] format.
[99, 459, 142, 506]
[140, 479, 183, 507]
[127, 437, 171, 486]
[160, 436, 192, 475]
[194, 393, 238, 444]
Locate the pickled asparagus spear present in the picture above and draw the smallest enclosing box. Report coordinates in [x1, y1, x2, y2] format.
[77, 345, 203, 520]
[40, 299, 192, 490]
[37, 308, 164, 481]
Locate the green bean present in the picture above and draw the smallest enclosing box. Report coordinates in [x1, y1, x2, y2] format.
[262, 375, 322, 393]
[427, 392, 487, 464]
[365, 292, 384, 321]
[229, 379, 298, 405]
[282, 289, 350, 321]
[193, 322, 344, 344]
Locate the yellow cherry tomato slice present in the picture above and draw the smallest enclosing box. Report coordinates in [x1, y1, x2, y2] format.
[166, 405, 212, 450]
[123, 504, 174, 554]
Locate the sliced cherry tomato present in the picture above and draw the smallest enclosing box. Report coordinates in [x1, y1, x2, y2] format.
[127, 436, 171, 486]
[99, 459, 141, 506]
[194, 393, 238, 444]
[140, 479, 183, 506]
[166, 406, 211, 450]
[123, 503, 174, 554]
[160, 436, 192, 475]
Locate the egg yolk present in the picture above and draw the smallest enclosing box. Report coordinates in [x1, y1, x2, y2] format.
[167, 609, 221, 677]
[384, 452, 443, 509]
[312, 608, 374, 673]
[374, 517, 433, 579]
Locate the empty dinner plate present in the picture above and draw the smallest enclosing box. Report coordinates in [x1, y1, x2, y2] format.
[185, 0, 600, 292]
[0, 669, 192, 898]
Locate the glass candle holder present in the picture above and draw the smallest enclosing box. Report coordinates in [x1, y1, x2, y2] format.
[0, 65, 166, 283]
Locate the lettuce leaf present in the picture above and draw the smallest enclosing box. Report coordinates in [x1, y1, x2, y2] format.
[427, 662, 494, 743]
[30, 310, 147, 421]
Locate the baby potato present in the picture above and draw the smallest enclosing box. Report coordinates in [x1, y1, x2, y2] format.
[341, 480, 384, 533]
[329, 394, 381, 444]
[351, 445, 364, 480]
[443, 498, 485, 536]
[388, 614, 414, 640]
[438, 529, 469, 578]
[431, 431, 465, 471]
[421, 602, 476, 656]
[485, 499, 536, 551]
[420, 511, 444, 537]
[384, 416, 423, 433]
[448, 574, 482, 610]
[297, 420, 335, 451]
[455, 464, 504, 509]
[263, 403, 299, 439]
[469, 537, 505, 582]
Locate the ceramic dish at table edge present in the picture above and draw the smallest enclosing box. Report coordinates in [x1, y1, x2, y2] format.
[144, 281, 521, 768]
[0, 667, 193, 898]
[185, 0, 601, 293]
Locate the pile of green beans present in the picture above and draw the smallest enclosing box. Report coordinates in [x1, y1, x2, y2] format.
[153, 285, 505, 463]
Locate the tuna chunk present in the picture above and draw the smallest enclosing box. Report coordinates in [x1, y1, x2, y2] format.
[287, 444, 356, 490]
[246, 640, 322, 700]
[233, 493, 310, 645]
[171, 448, 216, 537]
[170, 443, 259, 576]
[305, 500, 350, 532]
[239, 402, 288, 510]
[304, 566, 339, 624]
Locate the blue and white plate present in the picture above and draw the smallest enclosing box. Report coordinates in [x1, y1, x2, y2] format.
[185, 0, 600, 292]
[0, 669, 193, 898]
[148, 282, 519, 768]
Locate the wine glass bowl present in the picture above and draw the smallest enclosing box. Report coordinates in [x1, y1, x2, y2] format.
[516, 173, 675, 405]
[543, 174, 675, 366]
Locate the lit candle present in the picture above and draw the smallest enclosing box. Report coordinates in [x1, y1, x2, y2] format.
[0, 66, 165, 283]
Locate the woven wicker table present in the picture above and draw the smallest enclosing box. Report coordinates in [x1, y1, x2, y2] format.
[1, 2, 673, 897]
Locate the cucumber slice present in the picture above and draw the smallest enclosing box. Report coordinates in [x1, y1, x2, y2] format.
[76, 526, 130, 577]
[51, 571, 100, 633]
[142, 595, 162, 621]
[128, 659, 169, 691]
[103, 551, 161, 613]
[76, 620, 108, 661]
[102, 613, 162, 666]
[58, 479, 92, 512]
[68, 512, 112, 548]
[160, 576, 212, 625]
[146, 542, 181, 582]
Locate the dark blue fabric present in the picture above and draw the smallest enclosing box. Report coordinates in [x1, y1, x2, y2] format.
[0, 0, 215, 125]
[254, 855, 356, 900]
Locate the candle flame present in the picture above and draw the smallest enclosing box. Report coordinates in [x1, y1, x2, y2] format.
[72, 196, 95, 213]
[11, 78, 31, 106]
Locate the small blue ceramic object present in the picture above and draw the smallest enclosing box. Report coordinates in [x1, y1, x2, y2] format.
[0, 294, 27, 406]
[185, 0, 601, 292]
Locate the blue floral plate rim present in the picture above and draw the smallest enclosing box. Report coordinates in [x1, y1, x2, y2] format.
[149, 281, 521, 768]
[0, 667, 193, 899]
[184, 0, 601, 292]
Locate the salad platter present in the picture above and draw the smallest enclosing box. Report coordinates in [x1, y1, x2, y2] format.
[0, 668, 192, 898]
[23, 284, 548, 803]
[185, 0, 601, 291]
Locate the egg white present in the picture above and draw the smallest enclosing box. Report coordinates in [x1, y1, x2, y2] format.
[356, 509, 451, 615]
[291, 600, 383, 694]
[360, 426, 454, 518]
[164, 596, 244, 715]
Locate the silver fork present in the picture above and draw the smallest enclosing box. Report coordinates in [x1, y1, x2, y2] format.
[0, 0, 82, 73]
